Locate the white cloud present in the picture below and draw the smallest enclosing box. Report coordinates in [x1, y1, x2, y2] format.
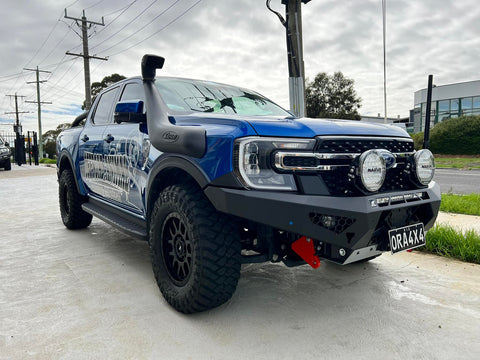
[1, 0, 480, 134]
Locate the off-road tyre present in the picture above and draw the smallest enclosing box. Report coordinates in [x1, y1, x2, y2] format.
[59, 169, 92, 229]
[149, 182, 242, 313]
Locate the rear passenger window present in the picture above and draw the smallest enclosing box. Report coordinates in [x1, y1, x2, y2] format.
[92, 87, 118, 125]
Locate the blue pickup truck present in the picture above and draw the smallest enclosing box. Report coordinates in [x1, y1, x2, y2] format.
[57, 55, 441, 313]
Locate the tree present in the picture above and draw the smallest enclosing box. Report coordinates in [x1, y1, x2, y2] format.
[305, 72, 362, 120]
[82, 73, 126, 110]
[43, 123, 71, 158]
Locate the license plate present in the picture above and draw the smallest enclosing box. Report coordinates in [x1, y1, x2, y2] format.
[388, 223, 426, 254]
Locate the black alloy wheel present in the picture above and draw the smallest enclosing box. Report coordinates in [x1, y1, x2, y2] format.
[149, 181, 241, 313]
[161, 213, 193, 286]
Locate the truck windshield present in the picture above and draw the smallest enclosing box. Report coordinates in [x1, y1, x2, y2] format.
[155, 78, 291, 117]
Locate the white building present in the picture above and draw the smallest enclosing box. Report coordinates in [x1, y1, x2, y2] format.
[412, 80, 480, 133]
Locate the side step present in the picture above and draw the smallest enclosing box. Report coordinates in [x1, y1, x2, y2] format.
[82, 200, 147, 240]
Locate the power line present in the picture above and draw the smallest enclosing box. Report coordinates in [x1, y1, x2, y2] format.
[104, 0, 138, 17]
[24, 22, 61, 69]
[42, 57, 79, 97]
[5, 94, 30, 129]
[85, 0, 106, 10]
[65, 0, 80, 9]
[93, 0, 139, 36]
[96, 0, 181, 54]
[1, 74, 25, 114]
[90, 0, 159, 51]
[0, 72, 25, 82]
[24, 67, 52, 157]
[43, 64, 85, 102]
[38, 20, 76, 66]
[65, 9, 107, 110]
[107, 0, 203, 58]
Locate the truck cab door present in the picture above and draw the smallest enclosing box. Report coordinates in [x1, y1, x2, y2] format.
[78, 86, 120, 198]
[101, 81, 149, 214]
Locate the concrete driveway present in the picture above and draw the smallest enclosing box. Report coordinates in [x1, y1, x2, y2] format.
[1, 166, 479, 360]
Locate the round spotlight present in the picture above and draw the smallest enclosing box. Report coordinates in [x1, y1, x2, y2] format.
[359, 150, 386, 192]
[414, 149, 435, 185]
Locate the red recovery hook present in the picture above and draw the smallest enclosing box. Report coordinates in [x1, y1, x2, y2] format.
[291, 236, 321, 269]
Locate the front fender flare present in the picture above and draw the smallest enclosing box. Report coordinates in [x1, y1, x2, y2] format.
[58, 150, 85, 195]
[145, 155, 211, 213]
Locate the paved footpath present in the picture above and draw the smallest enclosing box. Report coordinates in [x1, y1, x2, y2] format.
[436, 212, 480, 233]
[0, 163, 56, 179]
[1, 164, 479, 360]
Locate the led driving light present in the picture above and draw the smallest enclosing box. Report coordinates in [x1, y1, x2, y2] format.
[235, 137, 315, 191]
[414, 149, 435, 185]
[358, 149, 386, 192]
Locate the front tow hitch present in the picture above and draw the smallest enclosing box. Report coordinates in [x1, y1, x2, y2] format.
[291, 236, 321, 269]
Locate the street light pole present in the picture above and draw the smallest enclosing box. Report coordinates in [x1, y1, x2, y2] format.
[382, 0, 387, 123]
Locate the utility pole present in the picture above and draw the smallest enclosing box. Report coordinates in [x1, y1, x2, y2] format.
[5, 94, 29, 165]
[5, 94, 29, 132]
[268, 0, 310, 117]
[65, 9, 107, 110]
[24, 66, 52, 158]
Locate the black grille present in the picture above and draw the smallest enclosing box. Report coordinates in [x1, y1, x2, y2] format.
[282, 156, 349, 168]
[309, 213, 356, 234]
[283, 156, 318, 168]
[302, 137, 418, 196]
[319, 163, 417, 196]
[316, 138, 414, 154]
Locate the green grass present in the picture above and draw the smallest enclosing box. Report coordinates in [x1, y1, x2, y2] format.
[435, 157, 480, 169]
[440, 193, 480, 216]
[39, 158, 56, 164]
[422, 225, 480, 264]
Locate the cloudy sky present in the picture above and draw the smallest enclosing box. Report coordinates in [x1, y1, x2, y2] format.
[1, 0, 479, 134]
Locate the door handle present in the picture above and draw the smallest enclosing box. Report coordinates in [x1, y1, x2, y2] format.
[81, 134, 89, 142]
[104, 134, 114, 143]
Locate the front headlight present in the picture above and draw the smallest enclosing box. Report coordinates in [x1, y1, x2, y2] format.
[414, 149, 435, 185]
[358, 149, 386, 192]
[234, 137, 315, 191]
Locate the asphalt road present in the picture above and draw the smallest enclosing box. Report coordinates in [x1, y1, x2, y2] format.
[1, 166, 479, 360]
[434, 168, 480, 194]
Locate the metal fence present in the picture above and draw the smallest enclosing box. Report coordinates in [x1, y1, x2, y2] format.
[0, 131, 39, 166]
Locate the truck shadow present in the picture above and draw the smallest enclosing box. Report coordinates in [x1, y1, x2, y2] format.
[81, 220, 393, 321]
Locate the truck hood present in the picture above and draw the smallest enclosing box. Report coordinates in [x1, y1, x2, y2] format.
[173, 113, 410, 138]
[244, 116, 410, 138]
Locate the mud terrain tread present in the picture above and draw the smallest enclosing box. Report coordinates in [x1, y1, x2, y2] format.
[59, 169, 92, 229]
[149, 182, 241, 313]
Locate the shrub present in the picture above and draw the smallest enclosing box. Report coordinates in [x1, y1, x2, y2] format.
[411, 132, 424, 150]
[429, 116, 480, 155]
[39, 158, 56, 164]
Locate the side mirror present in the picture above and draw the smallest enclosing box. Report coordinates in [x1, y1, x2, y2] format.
[4, 142, 9, 147]
[114, 100, 146, 124]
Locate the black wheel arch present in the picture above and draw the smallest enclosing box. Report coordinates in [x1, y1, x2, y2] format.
[146, 156, 211, 222]
[58, 151, 82, 194]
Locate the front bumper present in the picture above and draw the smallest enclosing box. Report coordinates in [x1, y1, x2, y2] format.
[205, 182, 441, 254]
